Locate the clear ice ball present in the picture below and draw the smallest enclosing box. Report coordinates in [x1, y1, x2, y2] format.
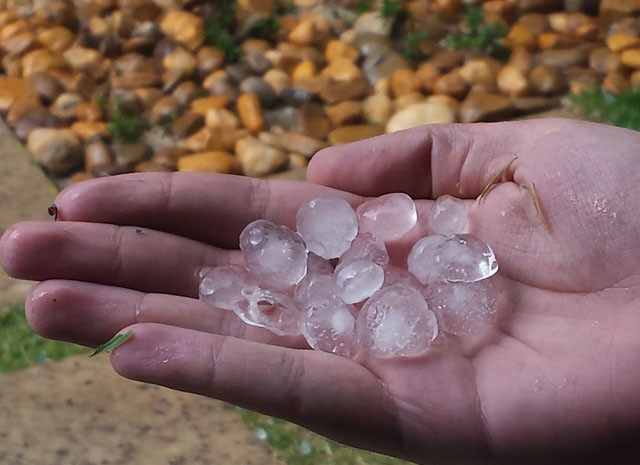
[407, 234, 447, 285]
[300, 292, 356, 357]
[335, 259, 385, 304]
[199, 265, 257, 311]
[424, 280, 495, 335]
[434, 234, 498, 283]
[355, 284, 439, 358]
[239, 219, 308, 289]
[239, 287, 301, 336]
[356, 193, 417, 242]
[336, 232, 389, 271]
[296, 196, 359, 259]
[428, 195, 468, 235]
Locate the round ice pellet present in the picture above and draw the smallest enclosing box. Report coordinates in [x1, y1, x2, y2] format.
[238, 287, 301, 336]
[407, 234, 447, 285]
[335, 259, 385, 304]
[239, 219, 308, 289]
[336, 232, 389, 272]
[199, 265, 257, 310]
[300, 292, 356, 357]
[434, 234, 498, 283]
[356, 193, 417, 242]
[296, 196, 359, 259]
[424, 280, 495, 335]
[355, 284, 438, 358]
[428, 195, 468, 235]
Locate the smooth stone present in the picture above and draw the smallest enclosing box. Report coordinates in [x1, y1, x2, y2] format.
[13, 107, 59, 141]
[237, 92, 265, 133]
[328, 125, 383, 145]
[263, 106, 298, 131]
[459, 90, 514, 123]
[279, 132, 328, 157]
[112, 142, 150, 168]
[319, 76, 371, 104]
[363, 93, 393, 126]
[177, 151, 241, 174]
[239, 77, 278, 108]
[386, 101, 456, 133]
[159, 10, 203, 50]
[235, 137, 288, 177]
[171, 112, 204, 138]
[325, 100, 363, 126]
[27, 127, 82, 175]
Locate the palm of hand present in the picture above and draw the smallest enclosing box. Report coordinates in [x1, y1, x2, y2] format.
[2, 119, 640, 464]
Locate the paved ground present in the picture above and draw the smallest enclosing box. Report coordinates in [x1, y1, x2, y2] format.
[0, 119, 281, 465]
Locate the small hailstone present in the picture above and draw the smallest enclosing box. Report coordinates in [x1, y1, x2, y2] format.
[199, 265, 257, 310]
[334, 259, 385, 304]
[336, 232, 389, 271]
[238, 287, 301, 336]
[429, 195, 468, 235]
[294, 272, 337, 306]
[424, 280, 495, 335]
[356, 193, 417, 241]
[300, 292, 357, 357]
[434, 234, 498, 283]
[407, 234, 447, 285]
[239, 219, 307, 289]
[355, 284, 438, 358]
[296, 196, 358, 259]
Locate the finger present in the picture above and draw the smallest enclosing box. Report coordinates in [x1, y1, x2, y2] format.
[307, 119, 568, 199]
[26, 280, 307, 349]
[54, 173, 362, 249]
[110, 323, 402, 456]
[1, 221, 227, 295]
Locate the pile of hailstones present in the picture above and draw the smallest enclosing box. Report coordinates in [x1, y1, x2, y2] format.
[199, 193, 499, 359]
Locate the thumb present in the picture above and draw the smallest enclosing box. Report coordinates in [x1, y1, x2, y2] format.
[307, 120, 557, 200]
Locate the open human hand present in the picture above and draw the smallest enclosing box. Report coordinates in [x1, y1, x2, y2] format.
[2, 118, 640, 464]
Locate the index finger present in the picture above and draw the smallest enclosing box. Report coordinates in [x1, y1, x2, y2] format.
[54, 173, 363, 249]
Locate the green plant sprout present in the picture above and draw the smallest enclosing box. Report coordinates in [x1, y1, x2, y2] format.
[90, 331, 133, 357]
[569, 84, 640, 132]
[204, 0, 242, 63]
[402, 30, 428, 60]
[443, 4, 509, 61]
[105, 97, 148, 143]
[380, 0, 410, 21]
[246, 14, 281, 42]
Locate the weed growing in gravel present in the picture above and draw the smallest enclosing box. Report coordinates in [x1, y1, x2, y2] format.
[204, 0, 242, 63]
[402, 30, 429, 61]
[570, 84, 640, 131]
[105, 98, 148, 143]
[443, 4, 509, 61]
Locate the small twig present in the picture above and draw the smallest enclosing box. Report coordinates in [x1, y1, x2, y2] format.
[527, 182, 551, 232]
[477, 155, 518, 203]
[47, 203, 58, 221]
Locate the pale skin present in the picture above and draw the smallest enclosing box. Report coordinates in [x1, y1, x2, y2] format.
[2, 118, 640, 464]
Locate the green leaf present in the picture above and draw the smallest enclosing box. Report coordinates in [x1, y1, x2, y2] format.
[90, 331, 133, 357]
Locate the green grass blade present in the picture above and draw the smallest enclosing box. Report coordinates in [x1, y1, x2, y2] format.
[90, 331, 133, 357]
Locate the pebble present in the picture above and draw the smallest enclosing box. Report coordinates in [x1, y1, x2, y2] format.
[386, 101, 456, 133]
[27, 127, 83, 175]
[235, 136, 287, 177]
[237, 92, 265, 133]
[177, 151, 241, 174]
[328, 125, 383, 146]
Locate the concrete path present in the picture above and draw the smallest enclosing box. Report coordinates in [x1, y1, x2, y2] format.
[0, 120, 54, 308]
[0, 356, 281, 465]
